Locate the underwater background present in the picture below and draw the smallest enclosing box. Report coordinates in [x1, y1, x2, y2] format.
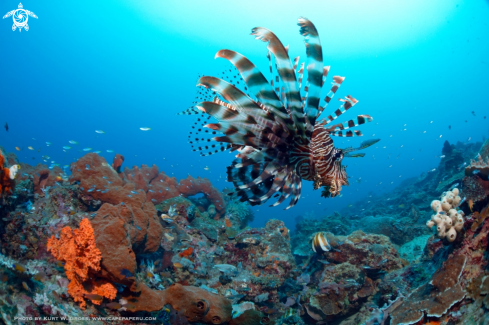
[0, 0, 489, 324]
[1, 0, 488, 229]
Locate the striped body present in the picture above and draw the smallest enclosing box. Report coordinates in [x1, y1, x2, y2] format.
[179, 18, 378, 209]
[312, 232, 330, 253]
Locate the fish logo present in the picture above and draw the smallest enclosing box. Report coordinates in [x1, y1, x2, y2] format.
[3, 3, 37, 32]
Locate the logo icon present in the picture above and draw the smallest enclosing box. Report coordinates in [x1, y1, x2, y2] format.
[3, 3, 37, 32]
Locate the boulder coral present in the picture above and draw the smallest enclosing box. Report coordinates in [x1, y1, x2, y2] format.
[70, 153, 226, 218]
[46, 218, 117, 309]
[426, 188, 464, 242]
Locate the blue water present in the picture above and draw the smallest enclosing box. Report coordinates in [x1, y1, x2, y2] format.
[1, 0, 488, 229]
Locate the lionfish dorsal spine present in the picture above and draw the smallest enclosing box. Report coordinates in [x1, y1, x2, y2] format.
[251, 27, 307, 140]
[297, 17, 324, 135]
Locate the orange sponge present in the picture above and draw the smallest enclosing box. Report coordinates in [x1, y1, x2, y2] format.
[47, 218, 116, 309]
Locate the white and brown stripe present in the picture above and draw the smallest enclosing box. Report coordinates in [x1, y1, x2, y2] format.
[312, 232, 330, 253]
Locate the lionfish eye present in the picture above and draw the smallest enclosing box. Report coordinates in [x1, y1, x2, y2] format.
[334, 150, 343, 159]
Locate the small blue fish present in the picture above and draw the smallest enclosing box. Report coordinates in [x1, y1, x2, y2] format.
[103, 176, 108, 179]
[130, 191, 138, 194]
[449, 183, 459, 190]
[120, 268, 134, 278]
[127, 195, 132, 197]
[121, 202, 125, 205]
[148, 190, 154, 193]
[101, 189, 109, 193]
[80, 187, 85, 191]
[87, 188, 94, 193]
[136, 225, 141, 231]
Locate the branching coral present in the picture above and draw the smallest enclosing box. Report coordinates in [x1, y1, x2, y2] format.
[426, 188, 464, 242]
[47, 218, 117, 309]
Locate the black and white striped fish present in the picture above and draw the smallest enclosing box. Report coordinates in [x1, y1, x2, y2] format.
[179, 18, 379, 209]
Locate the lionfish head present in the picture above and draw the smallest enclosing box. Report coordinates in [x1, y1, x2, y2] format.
[313, 147, 349, 196]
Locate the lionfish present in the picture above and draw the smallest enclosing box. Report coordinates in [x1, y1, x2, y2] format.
[179, 18, 379, 209]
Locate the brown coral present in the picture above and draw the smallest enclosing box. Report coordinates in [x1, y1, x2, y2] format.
[465, 153, 489, 178]
[390, 254, 466, 325]
[121, 283, 232, 323]
[47, 218, 117, 309]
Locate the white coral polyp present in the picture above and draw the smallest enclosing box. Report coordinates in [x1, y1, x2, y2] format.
[8, 164, 20, 179]
[426, 188, 464, 242]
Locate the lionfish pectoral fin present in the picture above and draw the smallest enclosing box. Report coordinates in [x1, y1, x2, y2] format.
[342, 138, 380, 158]
[358, 138, 381, 149]
[344, 152, 366, 158]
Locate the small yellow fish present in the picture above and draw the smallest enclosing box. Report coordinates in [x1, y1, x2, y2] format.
[146, 271, 154, 278]
[22, 282, 31, 292]
[84, 293, 103, 301]
[398, 204, 405, 208]
[33, 272, 47, 282]
[105, 302, 122, 310]
[28, 146, 34, 150]
[15, 147, 21, 151]
[469, 199, 474, 212]
[13, 264, 26, 272]
[161, 214, 173, 220]
[173, 262, 183, 268]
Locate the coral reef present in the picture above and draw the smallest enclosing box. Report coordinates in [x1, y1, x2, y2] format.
[1, 138, 489, 325]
